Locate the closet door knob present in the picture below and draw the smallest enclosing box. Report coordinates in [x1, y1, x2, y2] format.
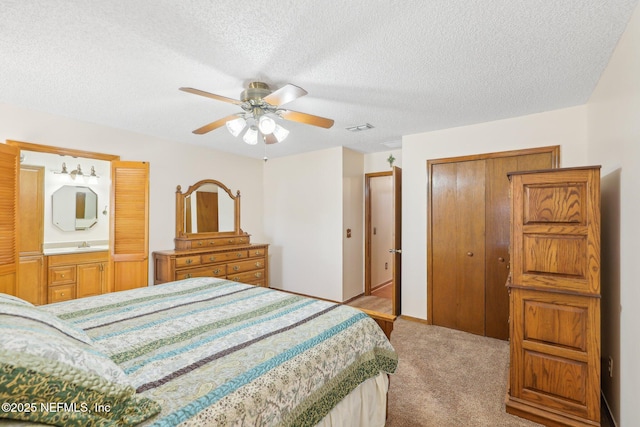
[466, 251, 473, 257]
[498, 257, 505, 262]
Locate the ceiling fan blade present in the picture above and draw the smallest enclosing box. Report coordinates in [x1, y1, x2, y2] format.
[263, 84, 307, 106]
[179, 87, 243, 105]
[192, 114, 239, 135]
[279, 109, 335, 129]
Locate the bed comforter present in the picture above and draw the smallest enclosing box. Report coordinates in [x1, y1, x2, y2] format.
[41, 278, 397, 426]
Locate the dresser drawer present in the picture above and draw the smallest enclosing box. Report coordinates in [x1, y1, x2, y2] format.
[228, 258, 266, 274]
[49, 266, 76, 286]
[176, 265, 226, 280]
[248, 248, 266, 257]
[229, 269, 265, 284]
[201, 251, 247, 264]
[48, 284, 76, 303]
[175, 256, 201, 268]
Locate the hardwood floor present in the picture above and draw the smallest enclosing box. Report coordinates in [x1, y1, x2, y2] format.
[348, 285, 392, 315]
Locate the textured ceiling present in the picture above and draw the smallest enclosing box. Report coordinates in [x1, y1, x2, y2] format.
[0, 1, 637, 159]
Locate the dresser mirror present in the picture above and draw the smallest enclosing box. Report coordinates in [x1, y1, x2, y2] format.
[52, 185, 99, 231]
[175, 179, 241, 239]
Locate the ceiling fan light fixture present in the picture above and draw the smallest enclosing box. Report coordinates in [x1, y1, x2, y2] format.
[258, 115, 276, 134]
[272, 124, 290, 143]
[243, 125, 259, 145]
[226, 116, 247, 137]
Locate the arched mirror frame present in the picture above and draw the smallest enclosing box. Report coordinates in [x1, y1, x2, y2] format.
[175, 179, 242, 240]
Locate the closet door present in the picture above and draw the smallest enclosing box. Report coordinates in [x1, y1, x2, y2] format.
[428, 147, 559, 338]
[0, 144, 19, 295]
[485, 153, 554, 339]
[431, 160, 486, 335]
[111, 161, 149, 291]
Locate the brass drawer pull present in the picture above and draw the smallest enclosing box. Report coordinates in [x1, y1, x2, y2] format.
[236, 252, 243, 257]
[255, 262, 262, 267]
[209, 256, 216, 261]
[213, 269, 221, 274]
[197, 241, 203, 246]
[233, 266, 239, 271]
[255, 251, 261, 255]
[61, 274, 65, 278]
[185, 273, 192, 279]
[255, 272, 262, 278]
[186, 259, 193, 264]
[228, 239, 234, 243]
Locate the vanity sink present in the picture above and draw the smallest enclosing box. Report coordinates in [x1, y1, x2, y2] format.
[43, 245, 109, 255]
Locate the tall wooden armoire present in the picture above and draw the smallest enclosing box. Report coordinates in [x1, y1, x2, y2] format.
[506, 166, 601, 427]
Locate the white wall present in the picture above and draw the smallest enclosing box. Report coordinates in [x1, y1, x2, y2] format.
[263, 147, 344, 300]
[401, 106, 589, 319]
[0, 103, 265, 284]
[587, 4, 640, 425]
[364, 149, 402, 173]
[342, 148, 364, 301]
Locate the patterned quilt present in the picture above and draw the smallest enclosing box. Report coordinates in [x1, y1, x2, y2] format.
[42, 278, 398, 426]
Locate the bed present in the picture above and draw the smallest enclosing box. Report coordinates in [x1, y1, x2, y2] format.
[0, 277, 397, 426]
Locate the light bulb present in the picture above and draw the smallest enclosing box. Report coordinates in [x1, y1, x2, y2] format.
[243, 125, 259, 145]
[272, 124, 290, 142]
[258, 116, 276, 134]
[226, 117, 247, 137]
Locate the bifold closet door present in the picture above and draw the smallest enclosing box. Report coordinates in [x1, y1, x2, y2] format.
[431, 160, 486, 336]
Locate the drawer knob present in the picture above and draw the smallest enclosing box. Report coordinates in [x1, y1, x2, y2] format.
[466, 251, 473, 257]
[228, 239, 234, 243]
[232, 276, 239, 281]
[255, 272, 262, 278]
[255, 251, 261, 255]
[60, 293, 65, 296]
[209, 256, 216, 261]
[237, 253, 243, 258]
[233, 266, 239, 271]
[61, 274, 65, 278]
[186, 273, 192, 278]
[186, 259, 193, 264]
[209, 241, 215, 245]
[256, 262, 262, 267]
[197, 241, 203, 246]
[213, 269, 220, 274]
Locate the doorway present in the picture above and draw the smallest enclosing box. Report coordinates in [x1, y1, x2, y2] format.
[364, 167, 402, 315]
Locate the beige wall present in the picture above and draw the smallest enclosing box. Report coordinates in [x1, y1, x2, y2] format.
[342, 148, 364, 301]
[364, 149, 402, 173]
[587, 3, 640, 425]
[263, 147, 344, 300]
[0, 103, 265, 284]
[401, 105, 589, 319]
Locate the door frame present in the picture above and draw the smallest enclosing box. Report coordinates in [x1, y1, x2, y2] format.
[426, 146, 560, 324]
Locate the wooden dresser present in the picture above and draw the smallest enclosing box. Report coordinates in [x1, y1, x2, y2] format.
[153, 179, 269, 288]
[506, 166, 601, 426]
[154, 243, 268, 287]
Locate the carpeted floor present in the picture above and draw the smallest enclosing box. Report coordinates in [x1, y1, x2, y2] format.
[384, 318, 542, 427]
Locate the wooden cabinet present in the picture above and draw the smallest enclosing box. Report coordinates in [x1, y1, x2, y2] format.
[506, 166, 601, 426]
[47, 251, 108, 303]
[17, 165, 46, 305]
[427, 146, 559, 339]
[154, 244, 269, 287]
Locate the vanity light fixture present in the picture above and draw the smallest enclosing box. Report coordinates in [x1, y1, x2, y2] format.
[53, 163, 99, 181]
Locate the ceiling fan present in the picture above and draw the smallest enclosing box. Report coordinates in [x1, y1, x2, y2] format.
[179, 81, 334, 145]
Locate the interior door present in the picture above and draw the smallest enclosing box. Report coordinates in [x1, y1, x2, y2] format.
[431, 160, 486, 335]
[111, 161, 149, 291]
[391, 166, 402, 315]
[0, 143, 19, 295]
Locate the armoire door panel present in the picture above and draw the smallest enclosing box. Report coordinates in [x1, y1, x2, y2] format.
[523, 350, 588, 405]
[523, 184, 587, 225]
[523, 234, 587, 277]
[523, 300, 587, 351]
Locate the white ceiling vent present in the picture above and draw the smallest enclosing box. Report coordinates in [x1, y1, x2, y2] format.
[346, 123, 374, 132]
